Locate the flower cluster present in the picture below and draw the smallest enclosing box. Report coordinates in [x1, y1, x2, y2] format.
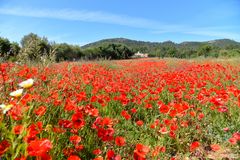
[0, 59, 239, 159]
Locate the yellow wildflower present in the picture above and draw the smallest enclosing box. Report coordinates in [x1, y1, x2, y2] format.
[0, 104, 13, 114]
[18, 78, 34, 89]
[10, 89, 23, 98]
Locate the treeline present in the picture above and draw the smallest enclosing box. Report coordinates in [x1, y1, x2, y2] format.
[149, 42, 240, 58]
[0, 33, 134, 62]
[1, 34, 240, 63]
[85, 38, 240, 58]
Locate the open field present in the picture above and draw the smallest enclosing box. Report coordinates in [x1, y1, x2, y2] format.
[0, 58, 240, 159]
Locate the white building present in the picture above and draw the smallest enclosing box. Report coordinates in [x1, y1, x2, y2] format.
[133, 51, 148, 58]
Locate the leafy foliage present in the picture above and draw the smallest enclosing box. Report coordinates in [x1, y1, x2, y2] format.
[0, 37, 20, 61]
[82, 43, 134, 60]
[18, 33, 53, 62]
[83, 38, 240, 58]
[54, 43, 82, 62]
[1, 34, 240, 63]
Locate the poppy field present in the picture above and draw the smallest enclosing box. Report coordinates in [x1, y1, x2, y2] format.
[0, 58, 240, 159]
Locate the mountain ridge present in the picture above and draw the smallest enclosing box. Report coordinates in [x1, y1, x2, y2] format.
[82, 38, 240, 51]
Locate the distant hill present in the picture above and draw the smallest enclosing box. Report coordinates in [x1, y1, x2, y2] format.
[82, 38, 240, 52]
[82, 38, 159, 48]
[206, 39, 240, 48]
[82, 38, 161, 52]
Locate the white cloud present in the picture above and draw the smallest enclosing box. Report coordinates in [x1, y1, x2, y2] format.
[0, 6, 239, 41]
[0, 6, 175, 30]
[183, 30, 240, 40]
[152, 25, 240, 41]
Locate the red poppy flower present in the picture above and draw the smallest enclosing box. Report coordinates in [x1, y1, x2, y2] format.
[106, 150, 121, 160]
[198, 113, 205, 120]
[189, 111, 196, 117]
[134, 144, 150, 159]
[14, 156, 26, 160]
[64, 99, 76, 112]
[223, 127, 229, 132]
[170, 125, 178, 131]
[59, 119, 73, 129]
[210, 144, 220, 151]
[75, 144, 84, 151]
[0, 140, 10, 156]
[53, 127, 66, 133]
[159, 104, 170, 114]
[101, 117, 113, 128]
[130, 108, 137, 113]
[24, 122, 43, 143]
[107, 150, 115, 159]
[136, 120, 144, 126]
[121, 110, 131, 120]
[228, 137, 237, 145]
[150, 123, 156, 129]
[93, 156, 103, 160]
[190, 141, 200, 152]
[169, 131, 176, 139]
[34, 106, 47, 116]
[228, 132, 239, 145]
[69, 135, 81, 145]
[88, 108, 99, 117]
[97, 128, 114, 142]
[145, 103, 152, 109]
[159, 126, 168, 134]
[93, 148, 102, 155]
[233, 132, 240, 140]
[67, 155, 81, 160]
[27, 139, 52, 157]
[115, 136, 126, 146]
[13, 125, 24, 135]
[217, 106, 228, 113]
[76, 92, 86, 102]
[36, 153, 52, 160]
[29, 121, 43, 135]
[40, 75, 47, 81]
[72, 112, 85, 129]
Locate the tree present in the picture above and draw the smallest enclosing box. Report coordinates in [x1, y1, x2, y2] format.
[153, 48, 162, 58]
[82, 47, 101, 60]
[167, 46, 177, 57]
[21, 33, 37, 48]
[159, 46, 177, 58]
[198, 44, 212, 57]
[98, 43, 134, 59]
[82, 43, 134, 60]
[10, 42, 20, 56]
[19, 33, 51, 61]
[0, 37, 11, 57]
[54, 43, 82, 62]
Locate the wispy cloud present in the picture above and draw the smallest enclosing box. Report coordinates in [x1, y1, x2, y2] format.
[0, 6, 178, 30]
[152, 25, 240, 41]
[0, 6, 239, 41]
[183, 30, 240, 40]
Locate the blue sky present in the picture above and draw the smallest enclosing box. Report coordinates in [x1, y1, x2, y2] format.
[0, 0, 239, 45]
